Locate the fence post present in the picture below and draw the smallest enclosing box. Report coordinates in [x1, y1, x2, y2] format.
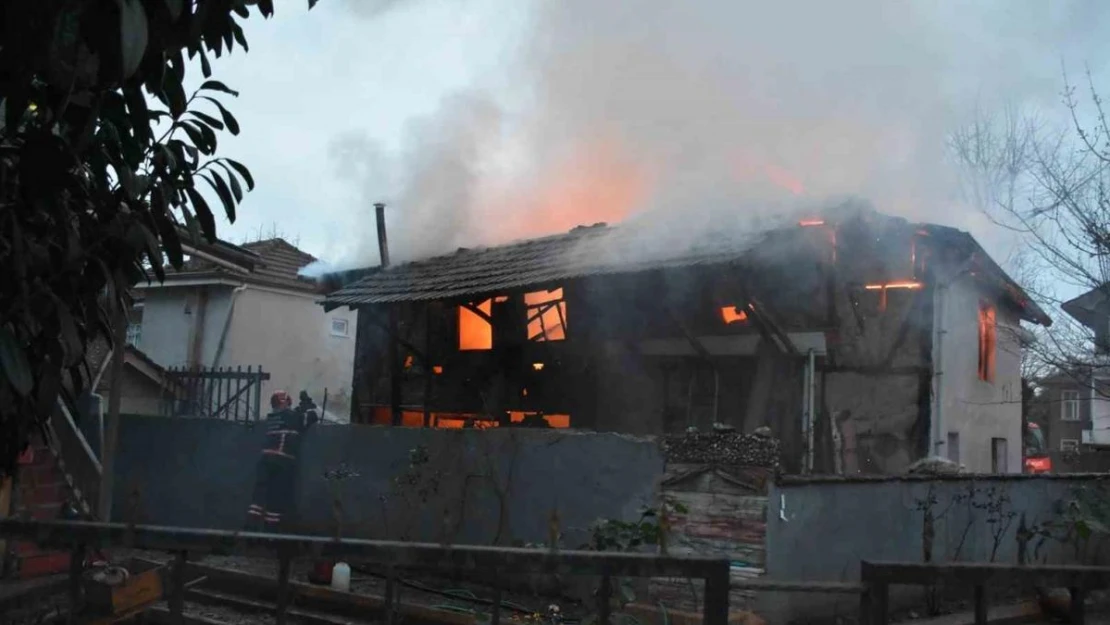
[67, 544, 85, 625]
[702, 559, 730, 625]
[169, 550, 188, 624]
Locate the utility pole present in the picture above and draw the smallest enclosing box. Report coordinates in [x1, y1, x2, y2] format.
[98, 307, 127, 520]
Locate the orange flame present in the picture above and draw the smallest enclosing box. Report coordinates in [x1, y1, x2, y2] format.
[459, 299, 493, 350]
[525, 289, 567, 341]
[799, 219, 825, 227]
[721, 306, 749, 324]
[864, 281, 923, 290]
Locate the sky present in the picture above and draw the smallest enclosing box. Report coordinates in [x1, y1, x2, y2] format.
[194, 0, 1110, 276]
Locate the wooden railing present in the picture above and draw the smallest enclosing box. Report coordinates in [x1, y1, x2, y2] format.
[860, 560, 1110, 625]
[0, 519, 731, 625]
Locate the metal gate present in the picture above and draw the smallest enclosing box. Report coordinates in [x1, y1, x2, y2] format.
[163, 365, 271, 421]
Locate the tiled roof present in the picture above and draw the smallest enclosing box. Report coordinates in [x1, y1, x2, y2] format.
[171, 238, 320, 293]
[324, 213, 793, 306]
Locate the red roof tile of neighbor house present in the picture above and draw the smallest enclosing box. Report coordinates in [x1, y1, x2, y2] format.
[164, 237, 322, 294]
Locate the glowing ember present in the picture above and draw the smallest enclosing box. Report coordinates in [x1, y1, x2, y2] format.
[720, 306, 749, 324]
[459, 299, 493, 350]
[403, 355, 414, 369]
[798, 219, 825, 226]
[433, 365, 444, 375]
[864, 281, 923, 290]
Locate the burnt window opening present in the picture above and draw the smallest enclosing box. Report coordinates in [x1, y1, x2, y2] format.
[525, 288, 567, 342]
[720, 306, 749, 325]
[458, 299, 493, 350]
[978, 300, 996, 383]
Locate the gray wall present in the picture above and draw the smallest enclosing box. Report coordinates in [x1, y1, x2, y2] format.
[111, 415, 662, 546]
[761, 474, 1110, 622]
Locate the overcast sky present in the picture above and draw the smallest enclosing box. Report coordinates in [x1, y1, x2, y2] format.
[197, 0, 1110, 274]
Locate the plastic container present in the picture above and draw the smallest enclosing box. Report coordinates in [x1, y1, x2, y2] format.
[330, 562, 351, 592]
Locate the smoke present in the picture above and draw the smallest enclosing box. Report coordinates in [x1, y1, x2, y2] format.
[316, 0, 1110, 273]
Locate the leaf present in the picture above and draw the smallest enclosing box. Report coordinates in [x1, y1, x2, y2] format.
[0, 326, 33, 396]
[178, 121, 209, 153]
[123, 85, 151, 146]
[117, 0, 150, 78]
[165, 0, 185, 20]
[199, 47, 212, 78]
[204, 171, 237, 222]
[180, 205, 203, 246]
[231, 22, 249, 51]
[185, 185, 217, 241]
[200, 96, 240, 135]
[259, 0, 275, 17]
[199, 80, 240, 96]
[224, 158, 255, 190]
[189, 110, 224, 131]
[219, 162, 243, 200]
[151, 188, 184, 268]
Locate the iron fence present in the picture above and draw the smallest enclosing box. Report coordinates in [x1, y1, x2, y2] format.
[163, 365, 270, 421]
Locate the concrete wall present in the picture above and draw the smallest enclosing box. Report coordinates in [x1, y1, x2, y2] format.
[139, 285, 234, 369]
[932, 275, 1024, 473]
[226, 287, 355, 422]
[111, 416, 663, 546]
[762, 474, 1110, 622]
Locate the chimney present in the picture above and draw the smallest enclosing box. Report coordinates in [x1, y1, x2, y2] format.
[375, 202, 390, 268]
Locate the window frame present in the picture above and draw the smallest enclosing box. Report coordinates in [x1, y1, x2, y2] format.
[330, 317, 350, 338]
[1061, 389, 1080, 421]
[977, 301, 996, 383]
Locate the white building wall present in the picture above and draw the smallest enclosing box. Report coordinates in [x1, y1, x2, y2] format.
[933, 275, 1023, 473]
[224, 286, 356, 422]
[138, 285, 233, 369]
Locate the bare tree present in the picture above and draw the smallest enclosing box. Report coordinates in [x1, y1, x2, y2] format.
[949, 68, 1110, 391]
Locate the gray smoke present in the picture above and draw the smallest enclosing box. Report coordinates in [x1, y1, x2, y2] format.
[314, 0, 1110, 273]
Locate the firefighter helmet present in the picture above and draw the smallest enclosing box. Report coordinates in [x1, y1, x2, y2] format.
[270, 390, 292, 410]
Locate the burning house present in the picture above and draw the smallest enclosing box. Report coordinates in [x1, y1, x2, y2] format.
[321, 203, 1050, 474]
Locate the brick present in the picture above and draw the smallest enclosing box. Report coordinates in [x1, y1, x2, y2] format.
[18, 552, 71, 579]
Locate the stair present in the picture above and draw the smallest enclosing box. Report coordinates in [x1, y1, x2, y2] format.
[8, 442, 72, 579]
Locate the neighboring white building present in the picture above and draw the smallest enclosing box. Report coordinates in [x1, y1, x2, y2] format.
[133, 238, 355, 422]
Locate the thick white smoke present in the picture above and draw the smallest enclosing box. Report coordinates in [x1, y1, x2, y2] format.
[307, 0, 1110, 275]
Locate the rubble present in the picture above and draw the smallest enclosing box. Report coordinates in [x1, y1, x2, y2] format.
[661, 430, 780, 467]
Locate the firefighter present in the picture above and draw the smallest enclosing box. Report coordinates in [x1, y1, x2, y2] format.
[246, 390, 319, 531]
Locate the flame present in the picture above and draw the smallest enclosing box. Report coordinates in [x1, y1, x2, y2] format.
[763, 163, 805, 196]
[492, 139, 648, 241]
[525, 288, 567, 341]
[369, 407, 569, 429]
[532, 362, 545, 371]
[403, 355, 413, 370]
[798, 219, 825, 227]
[433, 365, 444, 375]
[720, 306, 749, 324]
[864, 281, 923, 290]
[459, 299, 493, 350]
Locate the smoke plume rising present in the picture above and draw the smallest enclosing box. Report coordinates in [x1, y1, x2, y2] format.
[306, 0, 1110, 275]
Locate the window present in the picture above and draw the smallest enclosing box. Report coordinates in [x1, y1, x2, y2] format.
[991, 437, 1008, 473]
[1061, 390, 1080, 421]
[125, 323, 142, 347]
[977, 301, 996, 382]
[1060, 439, 1079, 453]
[947, 431, 960, 464]
[459, 300, 493, 350]
[524, 289, 567, 342]
[330, 317, 350, 338]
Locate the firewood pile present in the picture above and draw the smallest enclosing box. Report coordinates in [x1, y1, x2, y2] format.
[661, 425, 780, 467]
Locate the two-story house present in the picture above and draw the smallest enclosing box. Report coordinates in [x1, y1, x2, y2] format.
[323, 203, 1050, 474]
[133, 237, 356, 422]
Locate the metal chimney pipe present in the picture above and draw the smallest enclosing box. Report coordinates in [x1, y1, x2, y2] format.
[374, 202, 390, 268]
